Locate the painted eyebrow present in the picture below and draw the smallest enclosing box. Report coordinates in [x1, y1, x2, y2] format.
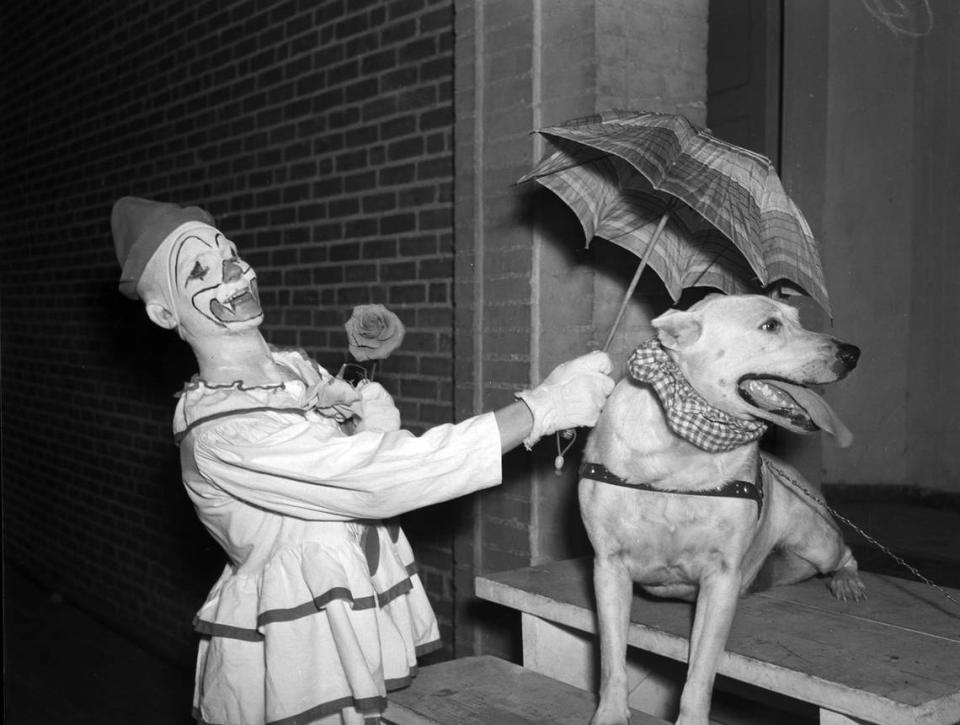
[174, 234, 214, 287]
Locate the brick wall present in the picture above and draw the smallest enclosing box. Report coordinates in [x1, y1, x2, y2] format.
[1, 0, 457, 666]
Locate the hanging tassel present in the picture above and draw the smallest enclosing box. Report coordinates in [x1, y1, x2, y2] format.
[554, 429, 577, 475]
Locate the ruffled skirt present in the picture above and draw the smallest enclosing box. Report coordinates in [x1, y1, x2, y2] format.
[191, 523, 440, 725]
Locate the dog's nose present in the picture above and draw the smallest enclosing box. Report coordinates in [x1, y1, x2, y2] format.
[836, 343, 860, 370]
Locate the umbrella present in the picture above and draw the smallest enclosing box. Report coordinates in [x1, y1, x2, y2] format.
[519, 110, 831, 350]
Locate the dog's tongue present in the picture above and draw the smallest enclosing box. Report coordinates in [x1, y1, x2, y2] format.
[771, 381, 853, 448]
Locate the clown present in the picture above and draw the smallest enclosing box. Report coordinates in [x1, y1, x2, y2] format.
[111, 197, 614, 725]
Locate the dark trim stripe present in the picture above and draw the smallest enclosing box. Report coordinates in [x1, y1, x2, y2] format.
[415, 638, 442, 657]
[191, 656, 435, 724]
[194, 570, 427, 639]
[175, 406, 309, 444]
[257, 588, 378, 628]
[192, 617, 264, 642]
[268, 694, 387, 725]
[376, 578, 413, 608]
[193, 694, 388, 725]
[384, 671, 415, 691]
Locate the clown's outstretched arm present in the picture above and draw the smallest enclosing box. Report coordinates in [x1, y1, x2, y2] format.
[188, 351, 613, 521]
[353, 350, 613, 454]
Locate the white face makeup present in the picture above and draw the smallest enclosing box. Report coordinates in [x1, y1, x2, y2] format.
[170, 226, 263, 332]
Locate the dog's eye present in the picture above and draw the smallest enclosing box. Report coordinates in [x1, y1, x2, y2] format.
[759, 318, 781, 333]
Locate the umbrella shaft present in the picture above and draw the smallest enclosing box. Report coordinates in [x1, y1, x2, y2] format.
[602, 212, 669, 352]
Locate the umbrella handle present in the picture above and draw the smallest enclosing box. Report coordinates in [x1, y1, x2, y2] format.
[602, 212, 669, 352]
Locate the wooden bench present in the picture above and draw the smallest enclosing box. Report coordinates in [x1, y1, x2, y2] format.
[385, 655, 670, 725]
[476, 557, 960, 725]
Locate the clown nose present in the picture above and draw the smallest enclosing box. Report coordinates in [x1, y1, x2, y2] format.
[222, 258, 243, 283]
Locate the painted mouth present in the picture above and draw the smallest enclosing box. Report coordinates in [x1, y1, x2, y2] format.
[737, 375, 852, 447]
[209, 280, 262, 323]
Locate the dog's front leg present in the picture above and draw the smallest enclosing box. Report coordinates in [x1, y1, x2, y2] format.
[676, 571, 740, 725]
[591, 555, 633, 725]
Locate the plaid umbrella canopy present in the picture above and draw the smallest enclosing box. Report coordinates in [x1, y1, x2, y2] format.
[519, 111, 831, 349]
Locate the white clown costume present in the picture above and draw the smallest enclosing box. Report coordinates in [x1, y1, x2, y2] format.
[175, 347, 502, 725]
[110, 195, 614, 725]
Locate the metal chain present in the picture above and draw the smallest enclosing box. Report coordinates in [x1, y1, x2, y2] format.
[762, 459, 960, 609]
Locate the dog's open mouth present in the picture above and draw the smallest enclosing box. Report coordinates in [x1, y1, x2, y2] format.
[738, 376, 852, 447]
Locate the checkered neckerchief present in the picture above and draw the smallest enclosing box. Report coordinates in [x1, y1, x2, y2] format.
[627, 339, 767, 453]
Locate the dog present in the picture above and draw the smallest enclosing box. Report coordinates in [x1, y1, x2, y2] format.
[579, 294, 865, 725]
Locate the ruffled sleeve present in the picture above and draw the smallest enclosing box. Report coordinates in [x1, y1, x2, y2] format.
[190, 411, 503, 521]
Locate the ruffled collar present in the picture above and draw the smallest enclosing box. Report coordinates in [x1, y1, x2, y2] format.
[172, 347, 328, 437]
[175, 345, 320, 397]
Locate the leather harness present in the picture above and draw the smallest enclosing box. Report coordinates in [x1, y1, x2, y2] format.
[579, 461, 764, 517]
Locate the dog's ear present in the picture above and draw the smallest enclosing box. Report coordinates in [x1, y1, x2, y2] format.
[652, 309, 702, 350]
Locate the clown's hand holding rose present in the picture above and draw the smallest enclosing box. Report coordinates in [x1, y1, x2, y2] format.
[342, 305, 406, 433]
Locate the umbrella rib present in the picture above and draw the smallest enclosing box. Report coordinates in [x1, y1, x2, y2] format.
[687, 240, 737, 289]
[526, 149, 613, 180]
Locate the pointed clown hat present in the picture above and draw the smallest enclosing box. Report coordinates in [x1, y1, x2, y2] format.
[112, 196, 215, 299]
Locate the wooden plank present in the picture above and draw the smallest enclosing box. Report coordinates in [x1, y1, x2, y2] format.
[754, 572, 960, 641]
[385, 656, 669, 725]
[729, 587, 959, 706]
[476, 558, 960, 725]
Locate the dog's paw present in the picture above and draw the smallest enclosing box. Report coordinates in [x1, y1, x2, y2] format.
[828, 568, 867, 602]
[590, 705, 631, 725]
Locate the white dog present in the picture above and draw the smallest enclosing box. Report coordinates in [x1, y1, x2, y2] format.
[580, 294, 865, 725]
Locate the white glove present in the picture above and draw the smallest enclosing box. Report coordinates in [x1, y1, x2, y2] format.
[353, 381, 401, 433]
[306, 375, 362, 422]
[514, 351, 614, 449]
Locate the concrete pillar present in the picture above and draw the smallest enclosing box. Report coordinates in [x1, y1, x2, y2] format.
[453, 0, 708, 655]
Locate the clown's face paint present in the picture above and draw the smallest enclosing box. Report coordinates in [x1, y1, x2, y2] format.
[171, 227, 263, 332]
